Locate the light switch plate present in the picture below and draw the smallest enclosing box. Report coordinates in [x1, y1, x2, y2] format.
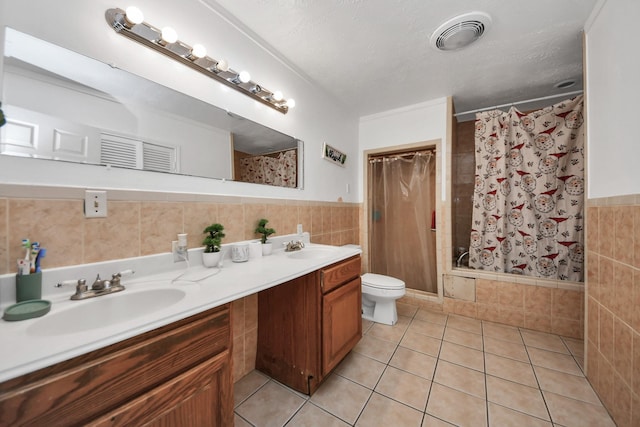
[84, 190, 107, 218]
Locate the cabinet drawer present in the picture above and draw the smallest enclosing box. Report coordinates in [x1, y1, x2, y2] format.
[0, 305, 230, 427]
[321, 256, 361, 293]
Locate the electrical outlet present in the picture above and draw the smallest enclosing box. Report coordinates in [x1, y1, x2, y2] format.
[84, 190, 107, 218]
[296, 224, 303, 234]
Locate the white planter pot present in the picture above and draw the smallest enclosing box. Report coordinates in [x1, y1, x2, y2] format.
[202, 251, 222, 268]
[262, 242, 273, 256]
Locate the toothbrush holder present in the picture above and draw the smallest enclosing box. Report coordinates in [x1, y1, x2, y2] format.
[16, 272, 42, 302]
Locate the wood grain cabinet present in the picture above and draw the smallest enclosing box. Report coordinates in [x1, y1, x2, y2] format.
[256, 256, 362, 395]
[0, 305, 232, 427]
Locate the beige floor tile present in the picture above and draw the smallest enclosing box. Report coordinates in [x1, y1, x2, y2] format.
[356, 392, 423, 427]
[400, 330, 442, 357]
[234, 370, 270, 407]
[353, 334, 398, 363]
[534, 366, 600, 404]
[422, 414, 456, 426]
[426, 383, 488, 427]
[486, 376, 550, 421]
[334, 351, 386, 389]
[561, 336, 585, 358]
[527, 347, 582, 376]
[235, 381, 306, 427]
[287, 402, 350, 427]
[375, 366, 432, 410]
[446, 314, 483, 334]
[234, 413, 252, 427]
[521, 329, 570, 354]
[482, 321, 524, 344]
[434, 360, 486, 399]
[367, 316, 411, 343]
[397, 302, 419, 318]
[415, 308, 448, 325]
[408, 318, 446, 339]
[485, 353, 538, 388]
[310, 374, 372, 425]
[487, 402, 552, 427]
[543, 390, 616, 427]
[484, 336, 529, 362]
[362, 318, 374, 334]
[439, 341, 485, 372]
[443, 326, 483, 350]
[390, 346, 438, 380]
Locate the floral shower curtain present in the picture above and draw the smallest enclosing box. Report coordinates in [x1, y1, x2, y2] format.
[469, 95, 584, 281]
[238, 149, 297, 188]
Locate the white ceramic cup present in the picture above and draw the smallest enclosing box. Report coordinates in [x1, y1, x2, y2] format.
[249, 241, 263, 259]
[231, 243, 250, 262]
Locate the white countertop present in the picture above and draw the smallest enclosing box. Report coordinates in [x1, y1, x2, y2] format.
[0, 237, 361, 383]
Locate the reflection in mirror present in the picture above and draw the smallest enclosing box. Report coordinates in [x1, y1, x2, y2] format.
[0, 27, 302, 188]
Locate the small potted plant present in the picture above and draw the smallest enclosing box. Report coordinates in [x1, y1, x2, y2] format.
[255, 218, 275, 256]
[202, 223, 225, 267]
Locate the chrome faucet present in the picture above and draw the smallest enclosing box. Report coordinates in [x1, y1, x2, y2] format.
[456, 251, 469, 268]
[284, 240, 305, 252]
[56, 269, 134, 300]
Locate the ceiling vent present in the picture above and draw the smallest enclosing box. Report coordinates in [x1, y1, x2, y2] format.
[430, 12, 492, 51]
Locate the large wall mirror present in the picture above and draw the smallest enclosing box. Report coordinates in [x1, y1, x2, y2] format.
[0, 27, 303, 189]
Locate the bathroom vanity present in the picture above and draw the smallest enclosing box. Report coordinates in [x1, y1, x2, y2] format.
[0, 238, 362, 426]
[0, 305, 232, 426]
[256, 255, 362, 395]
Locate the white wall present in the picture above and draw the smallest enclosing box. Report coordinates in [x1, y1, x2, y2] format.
[0, 0, 360, 202]
[358, 98, 448, 201]
[584, 0, 640, 198]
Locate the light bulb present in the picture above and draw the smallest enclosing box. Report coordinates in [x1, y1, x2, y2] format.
[272, 91, 283, 101]
[238, 71, 251, 83]
[214, 59, 229, 72]
[161, 26, 178, 44]
[286, 98, 296, 108]
[124, 6, 144, 25]
[190, 44, 207, 59]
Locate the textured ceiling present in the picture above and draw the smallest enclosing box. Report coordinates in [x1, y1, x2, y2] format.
[202, 0, 597, 118]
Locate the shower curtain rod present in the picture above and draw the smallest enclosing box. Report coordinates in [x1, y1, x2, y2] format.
[369, 149, 435, 162]
[453, 90, 583, 117]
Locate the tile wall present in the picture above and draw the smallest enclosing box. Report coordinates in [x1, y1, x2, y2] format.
[0, 186, 361, 382]
[586, 195, 640, 427]
[400, 279, 584, 340]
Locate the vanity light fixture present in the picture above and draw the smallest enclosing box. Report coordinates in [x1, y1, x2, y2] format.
[106, 7, 295, 114]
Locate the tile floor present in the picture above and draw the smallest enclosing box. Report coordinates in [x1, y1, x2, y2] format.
[233, 303, 615, 427]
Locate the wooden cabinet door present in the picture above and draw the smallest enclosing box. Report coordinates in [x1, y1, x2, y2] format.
[255, 273, 320, 394]
[90, 351, 232, 427]
[322, 277, 362, 376]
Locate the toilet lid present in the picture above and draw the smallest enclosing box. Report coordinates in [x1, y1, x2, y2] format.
[361, 273, 405, 290]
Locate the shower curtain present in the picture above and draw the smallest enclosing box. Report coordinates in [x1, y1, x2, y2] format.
[370, 151, 437, 293]
[469, 95, 584, 281]
[238, 149, 297, 187]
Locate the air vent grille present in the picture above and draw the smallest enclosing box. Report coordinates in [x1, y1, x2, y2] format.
[430, 12, 491, 51]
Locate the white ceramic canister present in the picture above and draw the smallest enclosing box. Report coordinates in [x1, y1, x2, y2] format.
[249, 241, 263, 259]
[231, 243, 250, 262]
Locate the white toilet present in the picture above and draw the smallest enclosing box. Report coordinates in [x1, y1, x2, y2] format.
[361, 273, 406, 326]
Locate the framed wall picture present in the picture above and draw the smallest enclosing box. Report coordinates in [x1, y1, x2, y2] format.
[322, 143, 347, 167]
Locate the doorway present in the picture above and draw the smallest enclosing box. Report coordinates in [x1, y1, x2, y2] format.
[367, 146, 438, 294]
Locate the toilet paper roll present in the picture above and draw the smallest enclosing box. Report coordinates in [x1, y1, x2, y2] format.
[249, 241, 263, 259]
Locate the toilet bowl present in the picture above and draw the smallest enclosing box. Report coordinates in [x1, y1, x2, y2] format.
[361, 273, 406, 326]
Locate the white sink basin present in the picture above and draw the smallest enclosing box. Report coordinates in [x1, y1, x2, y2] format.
[286, 247, 339, 260]
[27, 288, 186, 336]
